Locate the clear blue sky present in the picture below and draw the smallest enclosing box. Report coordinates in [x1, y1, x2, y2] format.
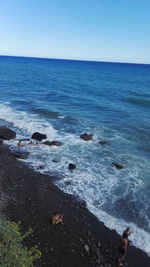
[0, 0, 150, 63]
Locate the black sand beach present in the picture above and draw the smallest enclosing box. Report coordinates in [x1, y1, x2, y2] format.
[0, 144, 150, 267]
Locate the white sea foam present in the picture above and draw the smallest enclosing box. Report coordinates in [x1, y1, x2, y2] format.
[58, 115, 66, 119]
[86, 205, 150, 256]
[1, 102, 150, 257]
[0, 103, 57, 140]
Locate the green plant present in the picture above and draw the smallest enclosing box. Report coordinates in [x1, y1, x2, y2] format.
[0, 220, 41, 267]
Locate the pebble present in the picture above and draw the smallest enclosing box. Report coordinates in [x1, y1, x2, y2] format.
[97, 241, 101, 248]
[84, 244, 90, 253]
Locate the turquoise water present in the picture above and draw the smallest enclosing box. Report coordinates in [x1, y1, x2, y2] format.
[0, 56, 150, 254]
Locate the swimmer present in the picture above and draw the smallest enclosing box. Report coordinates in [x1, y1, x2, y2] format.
[17, 140, 24, 147]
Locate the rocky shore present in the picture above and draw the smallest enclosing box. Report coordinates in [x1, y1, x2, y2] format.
[0, 143, 150, 267]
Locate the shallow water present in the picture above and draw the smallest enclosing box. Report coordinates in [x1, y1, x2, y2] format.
[0, 56, 150, 255]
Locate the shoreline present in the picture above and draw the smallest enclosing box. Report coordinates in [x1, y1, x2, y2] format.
[0, 144, 150, 267]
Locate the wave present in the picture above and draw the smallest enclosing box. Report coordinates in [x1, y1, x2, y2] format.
[124, 97, 150, 107]
[0, 103, 57, 140]
[127, 89, 150, 98]
[31, 107, 59, 118]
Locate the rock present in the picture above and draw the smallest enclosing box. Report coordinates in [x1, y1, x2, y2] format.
[105, 248, 111, 255]
[79, 200, 87, 208]
[87, 231, 92, 236]
[112, 162, 124, 169]
[31, 132, 47, 141]
[68, 163, 76, 170]
[96, 257, 101, 264]
[12, 151, 29, 159]
[43, 140, 62, 146]
[37, 165, 44, 170]
[64, 181, 72, 186]
[90, 243, 99, 257]
[80, 133, 93, 141]
[0, 127, 16, 140]
[98, 141, 109, 146]
[84, 244, 90, 253]
[52, 157, 61, 163]
[0, 138, 3, 145]
[97, 241, 101, 248]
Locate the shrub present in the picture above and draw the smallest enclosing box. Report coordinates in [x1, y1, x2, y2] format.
[0, 220, 41, 267]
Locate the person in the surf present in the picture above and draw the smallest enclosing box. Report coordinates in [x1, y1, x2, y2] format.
[51, 213, 64, 225]
[17, 140, 24, 147]
[17, 140, 40, 146]
[117, 227, 131, 266]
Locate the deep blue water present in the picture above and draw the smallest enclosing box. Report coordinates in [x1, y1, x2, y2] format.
[0, 55, 150, 254]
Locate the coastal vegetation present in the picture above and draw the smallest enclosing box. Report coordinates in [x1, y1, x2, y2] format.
[0, 220, 41, 267]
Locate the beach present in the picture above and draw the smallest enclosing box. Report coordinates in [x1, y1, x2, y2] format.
[0, 143, 150, 267]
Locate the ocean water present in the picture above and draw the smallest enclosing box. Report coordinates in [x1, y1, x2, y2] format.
[0, 55, 150, 255]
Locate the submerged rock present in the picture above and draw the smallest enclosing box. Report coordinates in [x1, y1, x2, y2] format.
[98, 141, 109, 146]
[12, 151, 29, 159]
[43, 140, 62, 146]
[80, 133, 93, 141]
[37, 165, 45, 170]
[31, 132, 47, 141]
[68, 163, 76, 170]
[112, 162, 124, 169]
[0, 127, 16, 140]
[52, 157, 61, 163]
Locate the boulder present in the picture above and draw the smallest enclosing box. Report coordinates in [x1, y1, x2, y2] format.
[43, 140, 62, 146]
[80, 133, 93, 141]
[31, 132, 47, 141]
[98, 141, 109, 146]
[112, 162, 124, 170]
[12, 151, 29, 159]
[37, 165, 45, 170]
[68, 163, 76, 170]
[0, 127, 16, 140]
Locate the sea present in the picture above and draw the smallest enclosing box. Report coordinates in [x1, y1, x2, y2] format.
[0, 55, 150, 256]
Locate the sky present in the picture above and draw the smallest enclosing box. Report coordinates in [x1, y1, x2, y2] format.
[0, 0, 150, 64]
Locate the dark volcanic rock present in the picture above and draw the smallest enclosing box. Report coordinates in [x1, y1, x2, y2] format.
[12, 151, 29, 159]
[43, 140, 62, 146]
[98, 141, 109, 146]
[31, 132, 47, 141]
[18, 138, 30, 142]
[80, 133, 93, 141]
[0, 127, 16, 140]
[68, 163, 76, 170]
[112, 162, 124, 169]
[37, 165, 45, 170]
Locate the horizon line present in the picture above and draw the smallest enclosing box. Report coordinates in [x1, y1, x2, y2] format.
[0, 54, 150, 66]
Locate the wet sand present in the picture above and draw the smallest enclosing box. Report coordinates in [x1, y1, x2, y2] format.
[0, 144, 150, 267]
